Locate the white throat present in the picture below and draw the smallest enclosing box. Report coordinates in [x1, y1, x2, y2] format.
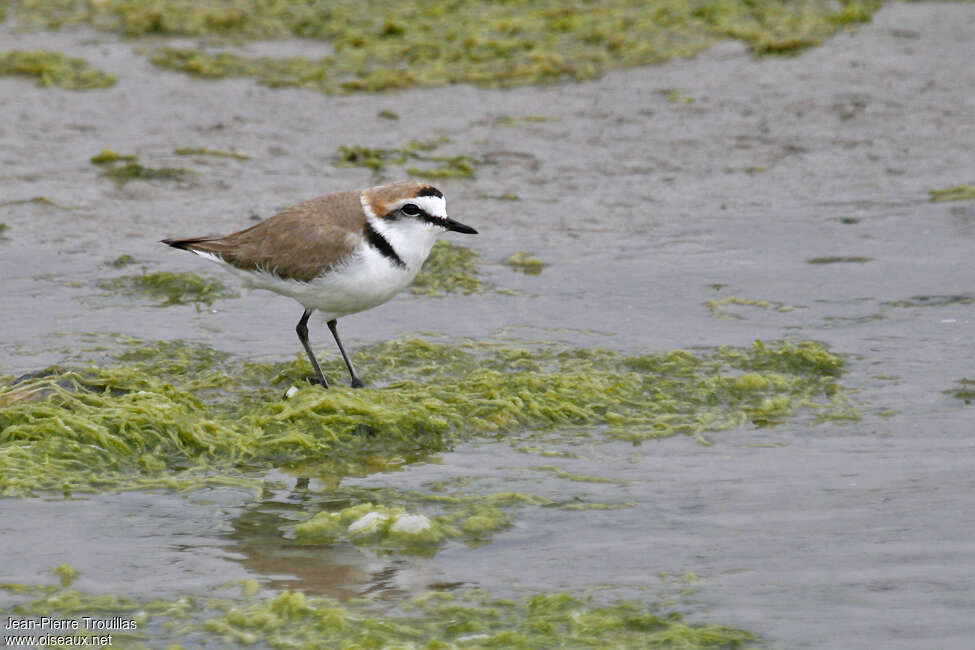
[367, 215, 439, 271]
[359, 192, 448, 272]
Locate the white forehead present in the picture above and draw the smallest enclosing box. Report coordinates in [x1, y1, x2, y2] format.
[392, 194, 447, 218]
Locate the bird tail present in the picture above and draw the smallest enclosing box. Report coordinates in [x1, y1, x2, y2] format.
[160, 235, 225, 253]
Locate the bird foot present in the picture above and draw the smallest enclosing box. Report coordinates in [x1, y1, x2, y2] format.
[349, 377, 366, 389]
[304, 374, 329, 388]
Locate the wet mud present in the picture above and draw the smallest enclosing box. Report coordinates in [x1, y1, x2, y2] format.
[2, 3, 975, 648]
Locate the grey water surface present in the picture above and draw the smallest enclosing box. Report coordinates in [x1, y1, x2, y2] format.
[2, 3, 974, 648]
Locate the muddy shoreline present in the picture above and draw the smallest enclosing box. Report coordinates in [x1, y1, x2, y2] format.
[3, 3, 975, 648]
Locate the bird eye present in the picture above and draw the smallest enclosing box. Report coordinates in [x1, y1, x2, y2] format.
[401, 203, 421, 216]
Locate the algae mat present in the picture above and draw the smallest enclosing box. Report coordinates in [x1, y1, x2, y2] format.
[5, 0, 880, 93]
[3, 2, 974, 648]
[2, 569, 754, 649]
[0, 48, 115, 89]
[0, 334, 848, 646]
[0, 337, 852, 496]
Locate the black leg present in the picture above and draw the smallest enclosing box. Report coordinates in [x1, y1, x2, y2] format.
[327, 319, 365, 388]
[296, 309, 329, 388]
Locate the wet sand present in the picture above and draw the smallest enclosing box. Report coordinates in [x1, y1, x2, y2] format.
[2, 3, 975, 648]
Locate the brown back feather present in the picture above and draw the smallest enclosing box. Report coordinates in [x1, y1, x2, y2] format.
[163, 190, 365, 282]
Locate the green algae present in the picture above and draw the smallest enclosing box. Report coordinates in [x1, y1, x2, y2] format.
[102, 163, 189, 185]
[711, 0, 878, 55]
[98, 271, 238, 305]
[292, 486, 565, 553]
[929, 184, 975, 202]
[295, 502, 448, 552]
[661, 88, 695, 104]
[0, 49, 115, 89]
[12, 0, 878, 95]
[504, 251, 547, 275]
[90, 149, 137, 165]
[0, 336, 854, 496]
[707, 296, 797, 319]
[3, 570, 755, 649]
[0, 195, 73, 209]
[412, 240, 490, 296]
[91, 149, 190, 186]
[945, 378, 975, 405]
[406, 155, 478, 179]
[173, 146, 250, 160]
[534, 465, 628, 485]
[108, 253, 137, 268]
[335, 138, 481, 179]
[53, 564, 79, 587]
[884, 294, 973, 308]
[498, 114, 560, 126]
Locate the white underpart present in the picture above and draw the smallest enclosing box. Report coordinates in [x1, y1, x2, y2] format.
[191, 193, 449, 320]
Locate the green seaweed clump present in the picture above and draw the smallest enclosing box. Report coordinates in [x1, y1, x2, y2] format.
[105, 0, 884, 94]
[0, 49, 115, 89]
[291, 482, 636, 552]
[709, 0, 878, 55]
[412, 241, 490, 295]
[295, 503, 447, 553]
[108, 253, 137, 268]
[101, 163, 188, 185]
[91, 149, 189, 186]
[661, 88, 695, 104]
[98, 271, 238, 305]
[2, 570, 754, 649]
[504, 251, 546, 275]
[53, 564, 79, 587]
[0, 336, 854, 496]
[293, 488, 559, 553]
[90, 149, 137, 164]
[945, 378, 975, 405]
[335, 138, 480, 179]
[929, 185, 975, 202]
[707, 296, 796, 319]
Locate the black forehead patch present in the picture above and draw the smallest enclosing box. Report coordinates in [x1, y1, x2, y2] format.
[417, 186, 443, 199]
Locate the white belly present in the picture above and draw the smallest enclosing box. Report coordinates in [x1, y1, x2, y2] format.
[209, 242, 427, 320]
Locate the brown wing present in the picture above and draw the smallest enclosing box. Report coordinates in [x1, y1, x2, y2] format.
[162, 190, 365, 282]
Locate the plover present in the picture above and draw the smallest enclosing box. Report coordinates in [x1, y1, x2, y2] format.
[162, 180, 477, 388]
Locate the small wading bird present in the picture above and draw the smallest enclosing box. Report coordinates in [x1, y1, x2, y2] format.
[162, 181, 477, 388]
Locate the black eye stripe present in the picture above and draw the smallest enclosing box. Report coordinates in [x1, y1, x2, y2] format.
[418, 213, 448, 227]
[382, 205, 448, 228]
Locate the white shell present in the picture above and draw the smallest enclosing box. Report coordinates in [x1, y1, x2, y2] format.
[347, 511, 388, 535]
[389, 514, 433, 534]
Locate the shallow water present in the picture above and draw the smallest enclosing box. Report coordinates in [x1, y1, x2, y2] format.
[2, 3, 975, 648]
